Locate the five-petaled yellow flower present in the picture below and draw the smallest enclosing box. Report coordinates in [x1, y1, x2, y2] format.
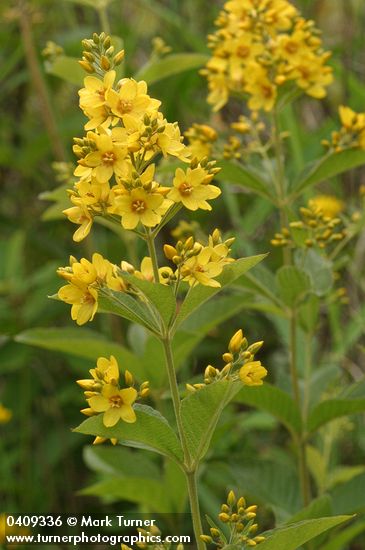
[168, 167, 221, 211]
[88, 384, 138, 427]
[239, 361, 267, 386]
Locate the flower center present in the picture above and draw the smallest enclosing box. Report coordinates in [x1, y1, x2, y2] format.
[97, 89, 105, 100]
[109, 394, 122, 408]
[261, 84, 273, 98]
[179, 182, 193, 196]
[236, 45, 250, 58]
[132, 199, 147, 213]
[118, 99, 133, 113]
[102, 151, 116, 165]
[285, 41, 298, 54]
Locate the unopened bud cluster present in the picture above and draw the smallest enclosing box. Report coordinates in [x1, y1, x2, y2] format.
[271, 201, 345, 251]
[79, 32, 125, 75]
[322, 106, 365, 153]
[201, 491, 265, 548]
[187, 329, 267, 392]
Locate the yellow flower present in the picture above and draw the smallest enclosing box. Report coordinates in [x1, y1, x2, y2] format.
[309, 195, 344, 219]
[181, 247, 224, 288]
[0, 404, 12, 424]
[58, 253, 124, 325]
[239, 361, 267, 386]
[90, 355, 120, 385]
[245, 65, 277, 112]
[58, 282, 98, 326]
[168, 167, 221, 211]
[134, 256, 173, 284]
[88, 384, 137, 427]
[79, 70, 116, 130]
[114, 187, 164, 229]
[106, 78, 160, 122]
[74, 133, 128, 182]
[63, 203, 94, 242]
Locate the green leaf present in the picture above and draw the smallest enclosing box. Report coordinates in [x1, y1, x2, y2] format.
[98, 289, 160, 334]
[233, 461, 301, 520]
[286, 495, 333, 524]
[217, 160, 274, 201]
[295, 249, 334, 297]
[122, 273, 176, 327]
[134, 53, 209, 85]
[320, 519, 365, 550]
[45, 55, 84, 85]
[291, 149, 365, 195]
[236, 384, 302, 435]
[79, 476, 168, 511]
[331, 472, 365, 514]
[174, 255, 265, 329]
[74, 404, 183, 463]
[307, 398, 365, 432]
[181, 380, 241, 462]
[83, 446, 160, 479]
[276, 265, 311, 307]
[259, 516, 352, 550]
[14, 327, 145, 377]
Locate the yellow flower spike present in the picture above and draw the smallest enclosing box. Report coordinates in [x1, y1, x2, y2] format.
[309, 195, 344, 218]
[0, 404, 12, 424]
[228, 329, 244, 353]
[218, 513, 230, 523]
[247, 541, 257, 547]
[254, 536, 266, 543]
[210, 528, 220, 538]
[239, 361, 268, 386]
[222, 352, 233, 363]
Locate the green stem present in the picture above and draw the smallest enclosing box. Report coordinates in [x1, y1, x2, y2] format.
[98, 5, 111, 34]
[19, 1, 66, 161]
[186, 470, 205, 550]
[162, 337, 205, 550]
[290, 309, 311, 507]
[146, 228, 160, 283]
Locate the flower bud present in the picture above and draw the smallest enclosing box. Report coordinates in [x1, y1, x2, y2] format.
[228, 329, 243, 353]
[164, 244, 177, 260]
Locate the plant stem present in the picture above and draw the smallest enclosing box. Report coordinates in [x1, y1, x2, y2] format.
[98, 5, 111, 34]
[186, 470, 205, 550]
[162, 337, 205, 550]
[146, 228, 160, 283]
[290, 309, 311, 507]
[18, 0, 66, 161]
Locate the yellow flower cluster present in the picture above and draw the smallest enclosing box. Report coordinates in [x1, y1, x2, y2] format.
[57, 253, 126, 325]
[187, 329, 267, 393]
[202, 0, 333, 112]
[78, 355, 149, 430]
[271, 199, 345, 250]
[164, 229, 235, 289]
[201, 491, 265, 547]
[323, 106, 365, 153]
[63, 34, 221, 242]
[184, 124, 218, 161]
